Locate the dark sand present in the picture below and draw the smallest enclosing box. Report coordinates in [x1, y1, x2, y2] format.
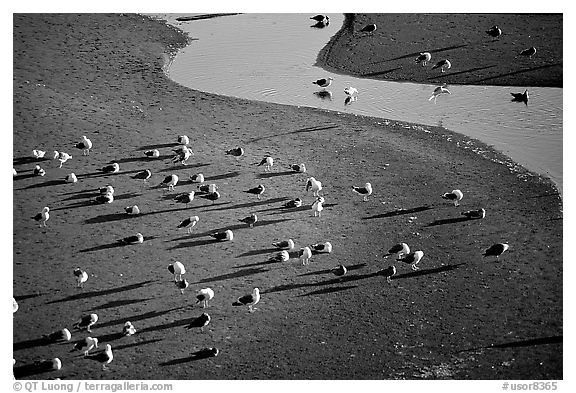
[317, 14, 562, 87]
[13, 14, 562, 380]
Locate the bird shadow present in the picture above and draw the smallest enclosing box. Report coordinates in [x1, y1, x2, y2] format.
[232, 258, 284, 269]
[393, 263, 466, 280]
[257, 170, 298, 179]
[45, 280, 156, 304]
[168, 238, 220, 249]
[376, 44, 470, 64]
[22, 179, 66, 189]
[137, 143, 180, 151]
[13, 156, 50, 166]
[138, 316, 206, 334]
[13, 173, 38, 181]
[248, 124, 339, 143]
[157, 163, 210, 173]
[83, 213, 140, 225]
[472, 63, 562, 85]
[206, 197, 290, 212]
[13, 361, 63, 378]
[456, 335, 562, 354]
[299, 285, 358, 297]
[424, 216, 474, 227]
[79, 236, 158, 253]
[96, 307, 185, 329]
[235, 247, 279, 258]
[13, 337, 58, 351]
[61, 191, 100, 201]
[204, 171, 241, 182]
[263, 270, 382, 295]
[110, 155, 173, 164]
[159, 350, 218, 366]
[194, 267, 270, 284]
[362, 205, 433, 220]
[91, 298, 152, 311]
[113, 338, 164, 351]
[297, 263, 367, 277]
[361, 66, 403, 78]
[14, 293, 45, 301]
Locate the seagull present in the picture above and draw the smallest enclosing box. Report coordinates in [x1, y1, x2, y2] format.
[359, 23, 377, 33]
[225, 147, 244, 157]
[313, 77, 333, 89]
[312, 196, 325, 217]
[198, 183, 218, 193]
[101, 162, 120, 174]
[32, 358, 62, 372]
[244, 184, 265, 199]
[131, 169, 152, 182]
[196, 288, 215, 308]
[172, 146, 193, 165]
[511, 89, 529, 105]
[43, 328, 72, 342]
[75, 136, 93, 155]
[483, 243, 509, 260]
[379, 265, 397, 283]
[177, 216, 199, 233]
[192, 348, 220, 359]
[13, 168, 17, 177]
[117, 233, 144, 245]
[331, 265, 347, 277]
[415, 52, 432, 66]
[125, 205, 140, 215]
[441, 189, 464, 206]
[269, 250, 290, 262]
[352, 182, 373, 201]
[429, 85, 451, 103]
[200, 191, 221, 204]
[65, 173, 78, 183]
[144, 149, 160, 158]
[86, 344, 113, 370]
[186, 313, 210, 332]
[175, 278, 189, 294]
[99, 185, 114, 195]
[160, 174, 179, 191]
[310, 14, 329, 24]
[344, 86, 358, 96]
[71, 337, 98, 356]
[310, 241, 332, 254]
[168, 261, 186, 281]
[398, 250, 424, 271]
[486, 25, 502, 38]
[177, 135, 190, 145]
[519, 46, 537, 58]
[33, 149, 46, 159]
[73, 267, 88, 288]
[272, 239, 295, 250]
[94, 192, 113, 204]
[283, 198, 303, 208]
[299, 246, 313, 265]
[13, 297, 18, 313]
[461, 208, 486, 219]
[122, 321, 137, 336]
[55, 152, 72, 168]
[174, 191, 195, 206]
[290, 163, 307, 173]
[257, 155, 274, 171]
[73, 313, 98, 332]
[385, 243, 410, 259]
[233, 287, 260, 313]
[190, 173, 205, 183]
[306, 177, 322, 196]
[210, 229, 234, 241]
[239, 213, 258, 228]
[432, 59, 451, 73]
[312, 19, 329, 28]
[33, 165, 46, 177]
[32, 207, 50, 227]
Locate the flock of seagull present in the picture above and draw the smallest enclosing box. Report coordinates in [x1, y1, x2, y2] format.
[14, 15, 521, 378]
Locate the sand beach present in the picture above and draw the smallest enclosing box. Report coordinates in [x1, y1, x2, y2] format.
[12, 13, 562, 380]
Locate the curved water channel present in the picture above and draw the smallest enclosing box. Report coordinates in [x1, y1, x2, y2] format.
[155, 13, 563, 195]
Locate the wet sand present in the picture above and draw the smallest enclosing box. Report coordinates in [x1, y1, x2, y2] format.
[13, 14, 562, 380]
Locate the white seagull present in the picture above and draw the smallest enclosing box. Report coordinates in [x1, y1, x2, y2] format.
[123, 321, 137, 336]
[344, 86, 358, 96]
[233, 287, 261, 313]
[306, 177, 323, 196]
[34, 165, 46, 177]
[72, 337, 98, 356]
[178, 135, 190, 145]
[441, 189, 464, 206]
[312, 196, 325, 217]
[33, 149, 46, 159]
[415, 52, 432, 66]
[299, 246, 313, 265]
[196, 288, 215, 308]
[125, 205, 140, 215]
[65, 173, 78, 183]
[75, 135, 93, 155]
[73, 267, 88, 288]
[178, 216, 199, 233]
[432, 59, 451, 73]
[168, 261, 186, 281]
[398, 250, 424, 271]
[160, 174, 179, 191]
[55, 152, 72, 168]
[352, 182, 373, 201]
[144, 149, 160, 158]
[73, 313, 98, 332]
[257, 155, 274, 171]
[13, 297, 18, 313]
[32, 207, 50, 227]
[429, 85, 451, 103]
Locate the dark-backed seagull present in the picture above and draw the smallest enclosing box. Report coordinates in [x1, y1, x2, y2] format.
[175, 278, 189, 294]
[32, 207, 50, 227]
[429, 85, 451, 103]
[352, 182, 373, 201]
[511, 89, 529, 105]
[132, 169, 151, 182]
[461, 208, 486, 219]
[73, 267, 88, 288]
[359, 23, 377, 33]
[273, 239, 295, 250]
[483, 243, 509, 260]
[239, 213, 258, 228]
[196, 288, 215, 308]
[331, 265, 347, 277]
[257, 155, 274, 171]
[269, 250, 290, 262]
[99, 185, 114, 195]
[144, 149, 160, 158]
[75, 136, 93, 155]
[519, 47, 536, 58]
[168, 261, 186, 281]
[432, 59, 451, 73]
[172, 146, 193, 165]
[94, 192, 113, 204]
[178, 216, 199, 233]
[86, 344, 113, 370]
[379, 265, 397, 283]
[101, 163, 120, 174]
[118, 233, 144, 245]
[73, 313, 98, 332]
[43, 328, 72, 342]
[186, 313, 210, 332]
[123, 321, 136, 336]
[160, 174, 179, 191]
[283, 198, 303, 208]
[385, 243, 410, 259]
[193, 348, 219, 358]
[310, 14, 329, 23]
[310, 241, 332, 254]
[233, 287, 260, 313]
[198, 183, 218, 193]
[174, 191, 195, 206]
[244, 184, 265, 199]
[34, 165, 46, 177]
[313, 77, 333, 88]
[190, 173, 205, 183]
[200, 191, 221, 204]
[225, 147, 244, 157]
[290, 163, 307, 173]
[441, 189, 463, 206]
[65, 173, 78, 183]
[486, 25, 502, 38]
[178, 135, 190, 145]
[125, 205, 140, 215]
[71, 337, 98, 356]
[210, 229, 234, 241]
[398, 250, 424, 271]
[415, 52, 432, 66]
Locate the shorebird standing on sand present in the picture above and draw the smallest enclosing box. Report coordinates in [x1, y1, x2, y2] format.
[429, 85, 451, 104]
[432, 59, 451, 73]
[313, 77, 333, 89]
[415, 52, 432, 66]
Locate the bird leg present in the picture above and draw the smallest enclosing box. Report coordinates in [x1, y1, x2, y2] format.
[363, 196, 368, 202]
[411, 264, 419, 271]
[386, 277, 392, 284]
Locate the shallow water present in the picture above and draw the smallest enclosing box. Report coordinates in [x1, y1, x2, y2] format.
[156, 13, 563, 195]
